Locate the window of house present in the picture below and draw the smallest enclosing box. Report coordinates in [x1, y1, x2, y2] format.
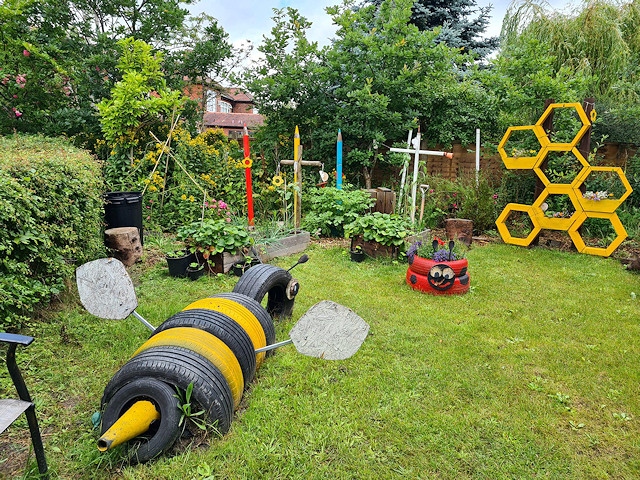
[219, 101, 232, 113]
[206, 91, 217, 112]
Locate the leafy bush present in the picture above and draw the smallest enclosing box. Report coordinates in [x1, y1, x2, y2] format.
[419, 174, 502, 234]
[344, 212, 412, 247]
[302, 186, 375, 237]
[0, 135, 105, 330]
[177, 218, 252, 258]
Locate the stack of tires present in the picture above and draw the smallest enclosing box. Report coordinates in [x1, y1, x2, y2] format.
[99, 264, 298, 463]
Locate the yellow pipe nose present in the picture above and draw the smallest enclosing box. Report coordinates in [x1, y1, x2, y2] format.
[97, 400, 160, 452]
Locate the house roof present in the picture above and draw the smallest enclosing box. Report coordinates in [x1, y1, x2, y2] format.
[203, 112, 264, 129]
[227, 88, 254, 102]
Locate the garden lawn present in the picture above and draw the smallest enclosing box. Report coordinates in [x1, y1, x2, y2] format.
[1, 241, 639, 479]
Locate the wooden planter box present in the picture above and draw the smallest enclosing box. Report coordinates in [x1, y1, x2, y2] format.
[256, 231, 311, 263]
[351, 235, 399, 259]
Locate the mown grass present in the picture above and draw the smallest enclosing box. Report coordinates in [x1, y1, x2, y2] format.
[1, 241, 639, 479]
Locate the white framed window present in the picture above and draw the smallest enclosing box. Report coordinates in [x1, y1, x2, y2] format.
[219, 101, 232, 113]
[206, 90, 217, 112]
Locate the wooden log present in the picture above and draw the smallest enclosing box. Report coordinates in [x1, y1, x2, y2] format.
[445, 218, 473, 246]
[104, 227, 142, 266]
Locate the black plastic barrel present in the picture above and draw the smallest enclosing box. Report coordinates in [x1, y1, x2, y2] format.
[104, 192, 143, 245]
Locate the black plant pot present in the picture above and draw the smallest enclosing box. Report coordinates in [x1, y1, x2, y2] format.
[186, 266, 206, 281]
[166, 251, 196, 278]
[350, 250, 365, 262]
[232, 258, 260, 277]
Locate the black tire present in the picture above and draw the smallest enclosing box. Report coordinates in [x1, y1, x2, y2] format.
[212, 292, 275, 356]
[232, 264, 296, 318]
[102, 346, 233, 434]
[100, 377, 181, 464]
[153, 309, 256, 387]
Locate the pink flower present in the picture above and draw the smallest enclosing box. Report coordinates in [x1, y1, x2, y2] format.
[225, 217, 231, 223]
[12, 108, 22, 118]
[23, 49, 30, 57]
[218, 200, 227, 209]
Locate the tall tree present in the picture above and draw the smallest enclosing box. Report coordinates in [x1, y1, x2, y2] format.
[0, 0, 235, 145]
[245, 0, 497, 187]
[500, 0, 640, 143]
[362, 0, 499, 59]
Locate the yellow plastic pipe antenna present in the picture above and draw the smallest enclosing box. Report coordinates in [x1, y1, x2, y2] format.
[97, 400, 160, 452]
[293, 126, 300, 227]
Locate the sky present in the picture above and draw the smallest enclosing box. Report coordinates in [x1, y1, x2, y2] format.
[187, 0, 579, 54]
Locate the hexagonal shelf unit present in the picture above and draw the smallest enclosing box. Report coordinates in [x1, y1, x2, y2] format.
[574, 166, 633, 213]
[496, 204, 541, 247]
[568, 212, 628, 257]
[497, 125, 548, 170]
[531, 185, 581, 230]
[535, 102, 591, 149]
[533, 147, 590, 187]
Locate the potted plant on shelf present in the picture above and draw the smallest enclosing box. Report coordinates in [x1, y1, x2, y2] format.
[344, 212, 411, 259]
[405, 237, 470, 295]
[185, 261, 205, 281]
[165, 249, 196, 278]
[177, 219, 252, 274]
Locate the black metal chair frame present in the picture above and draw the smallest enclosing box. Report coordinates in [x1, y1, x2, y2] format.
[0, 333, 48, 478]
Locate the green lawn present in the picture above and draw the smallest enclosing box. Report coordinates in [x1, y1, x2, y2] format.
[2, 241, 639, 479]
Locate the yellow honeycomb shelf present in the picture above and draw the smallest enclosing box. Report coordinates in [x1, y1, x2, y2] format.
[495, 103, 633, 257]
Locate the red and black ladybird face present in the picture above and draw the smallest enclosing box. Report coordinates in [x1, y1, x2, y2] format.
[427, 264, 456, 291]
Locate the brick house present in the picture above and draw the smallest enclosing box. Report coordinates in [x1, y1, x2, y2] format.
[185, 84, 264, 139]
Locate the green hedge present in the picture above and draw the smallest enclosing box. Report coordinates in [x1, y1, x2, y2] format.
[0, 135, 105, 330]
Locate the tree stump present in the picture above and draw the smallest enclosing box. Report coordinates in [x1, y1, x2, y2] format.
[104, 227, 142, 266]
[445, 218, 473, 246]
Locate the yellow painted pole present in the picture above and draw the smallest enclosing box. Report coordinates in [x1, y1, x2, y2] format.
[293, 126, 300, 228]
[97, 400, 160, 452]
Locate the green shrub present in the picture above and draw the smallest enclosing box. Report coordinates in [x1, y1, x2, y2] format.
[419, 174, 502, 234]
[0, 135, 105, 330]
[302, 186, 375, 237]
[344, 212, 412, 247]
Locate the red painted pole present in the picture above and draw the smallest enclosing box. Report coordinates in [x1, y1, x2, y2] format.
[243, 124, 255, 226]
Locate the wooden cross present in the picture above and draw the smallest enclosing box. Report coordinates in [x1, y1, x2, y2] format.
[280, 145, 322, 228]
[389, 133, 452, 223]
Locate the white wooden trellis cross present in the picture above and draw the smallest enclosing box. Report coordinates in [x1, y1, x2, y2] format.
[389, 132, 453, 223]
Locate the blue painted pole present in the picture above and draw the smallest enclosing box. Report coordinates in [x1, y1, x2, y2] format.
[336, 129, 343, 190]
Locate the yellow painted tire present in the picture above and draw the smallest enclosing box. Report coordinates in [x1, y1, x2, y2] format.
[184, 298, 267, 366]
[133, 327, 244, 409]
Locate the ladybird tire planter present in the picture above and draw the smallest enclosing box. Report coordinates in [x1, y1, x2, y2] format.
[406, 256, 470, 295]
[408, 255, 468, 277]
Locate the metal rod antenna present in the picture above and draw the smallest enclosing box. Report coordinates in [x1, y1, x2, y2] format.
[255, 338, 293, 354]
[131, 310, 156, 332]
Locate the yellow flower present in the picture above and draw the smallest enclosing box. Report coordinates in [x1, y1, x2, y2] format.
[189, 195, 195, 202]
[242, 157, 253, 168]
[148, 185, 157, 192]
[181, 194, 187, 200]
[272, 175, 284, 187]
[268, 185, 275, 191]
